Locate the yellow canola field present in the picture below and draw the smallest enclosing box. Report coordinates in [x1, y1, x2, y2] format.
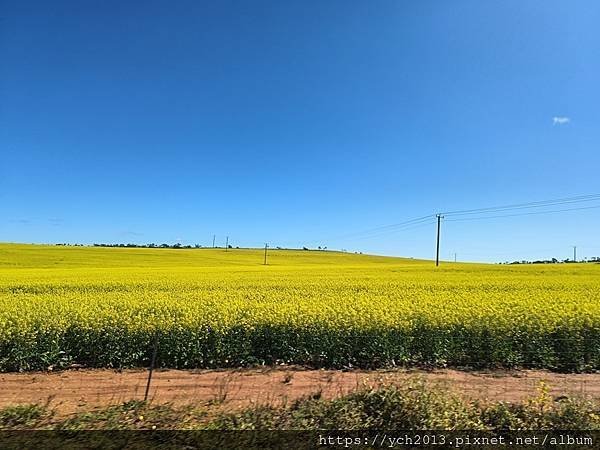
[1, 244, 599, 371]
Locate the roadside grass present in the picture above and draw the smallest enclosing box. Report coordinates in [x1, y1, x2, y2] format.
[0, 404, 51, 428]
[2, 381, 599, 431]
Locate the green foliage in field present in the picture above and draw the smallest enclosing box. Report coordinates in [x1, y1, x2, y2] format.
[1, 244, 599, 371]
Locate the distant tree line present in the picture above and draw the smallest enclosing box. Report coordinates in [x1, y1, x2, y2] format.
[55, 243, 344, 251]
[500, 257, 600, 265]
[93, 243, 205, 249]
[54, 243, 206, 249]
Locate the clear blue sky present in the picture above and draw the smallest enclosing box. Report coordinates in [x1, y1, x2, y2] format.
[1, 0, 599, 262]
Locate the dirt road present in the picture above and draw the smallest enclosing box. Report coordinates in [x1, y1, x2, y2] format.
[2, 367, 600, 416]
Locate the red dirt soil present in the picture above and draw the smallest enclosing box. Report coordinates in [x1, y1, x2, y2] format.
[2, 368, 600, 416]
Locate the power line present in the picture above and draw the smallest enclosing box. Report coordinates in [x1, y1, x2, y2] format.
[304, 214, 434, 245]
[444, 204, 600, 223]
[437, 193, 600, 266]
[319, 193, 600, 245]
[331, 215, 434, 239]
[299, 192, 600, 261]
[441, 193, 600, 217]
[331, 218, 437, 242]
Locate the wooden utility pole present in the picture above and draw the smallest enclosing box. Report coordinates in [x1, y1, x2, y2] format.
[435, 214, 443, 267]
[225, 236, 229, 252]
[212, 235, 216, 248]
[263, 243, 268, 265]
[573, 246, 577, 262]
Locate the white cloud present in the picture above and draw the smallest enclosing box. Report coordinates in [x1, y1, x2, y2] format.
[553, 116, 570, 125]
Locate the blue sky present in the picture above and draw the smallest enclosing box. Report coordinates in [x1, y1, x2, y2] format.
[1, 0, 599, 262]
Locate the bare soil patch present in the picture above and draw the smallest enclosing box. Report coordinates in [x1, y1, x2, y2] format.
[2, 367, 600, 416]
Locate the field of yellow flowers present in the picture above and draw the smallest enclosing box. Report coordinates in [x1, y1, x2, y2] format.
[1, 244, 599, 372]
